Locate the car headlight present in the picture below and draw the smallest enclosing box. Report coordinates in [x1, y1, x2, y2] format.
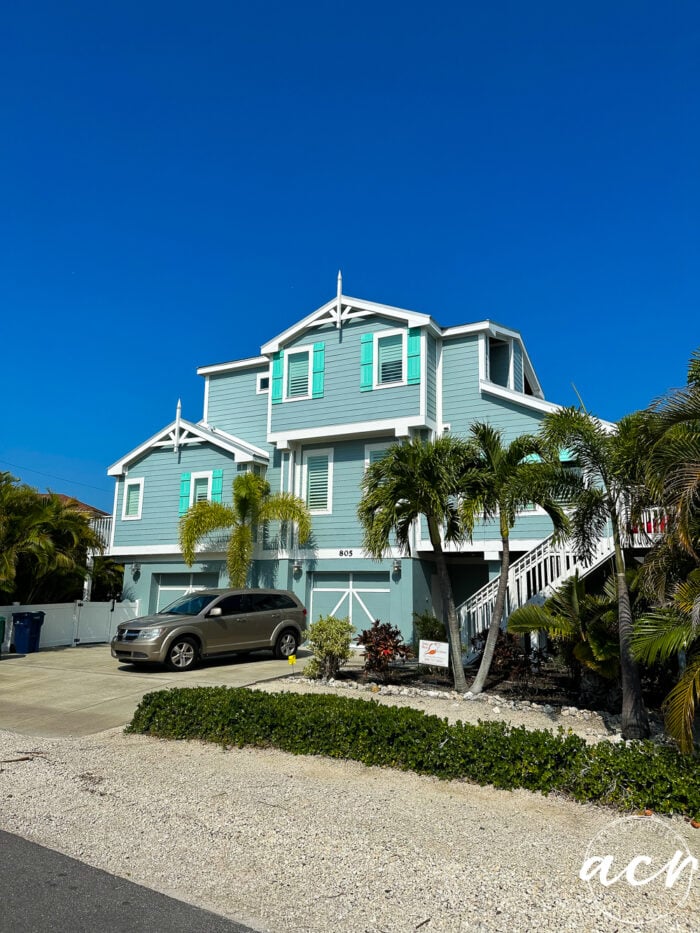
[137, 627, 164, 640]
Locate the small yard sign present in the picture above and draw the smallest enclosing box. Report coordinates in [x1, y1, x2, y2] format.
[418, 640, 449, 667]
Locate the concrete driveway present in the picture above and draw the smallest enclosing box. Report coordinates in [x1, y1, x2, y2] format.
[0, 645, 308, 738]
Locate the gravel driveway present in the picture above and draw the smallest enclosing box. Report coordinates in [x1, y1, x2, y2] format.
[1, 682, 698, 932]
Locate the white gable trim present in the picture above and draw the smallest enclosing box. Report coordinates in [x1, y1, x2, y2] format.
[261, 293, 436, 354]
[479, 381, 562, 415]
[197, 355, 268, 376]
[108, 419, 269, 476]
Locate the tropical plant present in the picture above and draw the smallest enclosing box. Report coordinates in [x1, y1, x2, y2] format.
[461, 423, 574, 696]
[179, 471, 312, 587]
[357, 619, 413, 676]
[357, 435, 481, 692]
[541, 408, 651, 739]
[303, 614, 355, 679]
[632, 570, 700, 753]
[0, 474, 104, 603]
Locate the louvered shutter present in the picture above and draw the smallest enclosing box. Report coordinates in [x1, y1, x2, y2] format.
[306, 455, 329, 511]
[369, 448, 388, 466]
[311, 342, 325, 398]
[287, 351, 309, 397]
[211, 469, 223, 503]
[378, 334, 403, 384]
[407, 328, 421, 384]
[178, 473, 191, 515]
[360, 334, 373, 391]
[271, 351, 283, 404]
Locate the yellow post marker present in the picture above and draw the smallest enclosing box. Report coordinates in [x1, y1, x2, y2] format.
[288, 654, 296, 666]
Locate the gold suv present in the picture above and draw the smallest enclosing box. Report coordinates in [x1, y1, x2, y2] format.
[111, 588, 306, 671]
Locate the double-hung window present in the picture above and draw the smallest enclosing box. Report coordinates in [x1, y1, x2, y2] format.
[122, 478, 144, 521]
[304, 449, 333, 514]
[365, 443, 390, 470]
[377, 333, 404, 385]
[286, 350, 310, 399]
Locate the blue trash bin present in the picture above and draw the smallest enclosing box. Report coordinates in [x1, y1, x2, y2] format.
[12, 611, 45, 654]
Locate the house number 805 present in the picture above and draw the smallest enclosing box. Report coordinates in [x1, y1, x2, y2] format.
[339, 549, 353, 557]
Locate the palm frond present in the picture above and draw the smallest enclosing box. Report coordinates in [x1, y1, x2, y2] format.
[259, 492, 312, 545]
[662, 651, 700, 754]
[507, 602, 577, 639]
[631, 609, 696, 664]
[179, 501, 237, 565]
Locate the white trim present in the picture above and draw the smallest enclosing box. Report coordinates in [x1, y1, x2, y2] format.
[121, 478, 144, 521]
[108, 418, 269, 475]
[189, 470, 213, 506]
[256, 372, 270, 394]
[302, 447, 334, 515]
[479, 381, 563, 414]
[269, 415, 426, 448]
[109, 482, 118, 552]
[203, 377, 210, 423]
[436, 337, 444, 431]
[374, 328, 406, 389]
[364, 441, 391, 469]
[283, 343, 313, 401]
[197, 355, 268, 376]
[416, 537, 547, 554]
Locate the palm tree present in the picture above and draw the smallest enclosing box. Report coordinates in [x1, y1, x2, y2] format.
[357, 435, 480, 692]
[541, 408, 650, 739]
[179, 472, 312, 587]
[507, 571, 621, 704]
[632, 570, 700, 753]
[463, 423, 573, 696]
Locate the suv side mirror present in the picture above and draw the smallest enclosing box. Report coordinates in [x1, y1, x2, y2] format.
[208, 607, 223, 617]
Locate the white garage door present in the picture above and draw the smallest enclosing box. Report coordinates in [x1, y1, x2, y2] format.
[309, 572, 391, 628]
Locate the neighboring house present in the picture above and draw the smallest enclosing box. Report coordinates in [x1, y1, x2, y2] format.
[105, 280, 567, 639]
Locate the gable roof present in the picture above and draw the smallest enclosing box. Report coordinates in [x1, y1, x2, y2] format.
[107, 418, 269, 477]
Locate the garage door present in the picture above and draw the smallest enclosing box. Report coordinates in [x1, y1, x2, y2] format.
[309, 572, 391, 628]
[155, 572, 220, 612]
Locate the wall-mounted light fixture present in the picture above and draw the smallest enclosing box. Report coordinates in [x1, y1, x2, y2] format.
[392, 559, 401, 574]
[293, 561, 303, 576]
[131, 562, 141, 578]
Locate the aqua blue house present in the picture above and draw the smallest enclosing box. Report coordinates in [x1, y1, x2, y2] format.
[106, 278, 568, 640]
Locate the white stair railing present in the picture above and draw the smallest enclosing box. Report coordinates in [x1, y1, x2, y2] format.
[457, 508, 665, 650]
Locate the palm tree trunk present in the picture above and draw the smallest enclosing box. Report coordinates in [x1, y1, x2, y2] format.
[427, 518, 467, 692]
[469, 532, 510, 696]
[613, 530, 650, 739]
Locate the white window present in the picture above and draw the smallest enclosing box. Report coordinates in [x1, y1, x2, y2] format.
[303, 449, 333, 514]
[375, 330, 406, 387]
[284, 347, 311, 400]
[257, 373, 270, 394]
[364, 443, 390, 470]
[122, 478, 144, 521]
[190, 471, 212, 506]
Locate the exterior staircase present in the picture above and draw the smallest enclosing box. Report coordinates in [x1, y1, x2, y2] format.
[457, 509, 665, 651]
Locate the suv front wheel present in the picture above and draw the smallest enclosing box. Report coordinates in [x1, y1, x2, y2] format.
[274, 628, 299, 659]
[165, 636, 199, 672]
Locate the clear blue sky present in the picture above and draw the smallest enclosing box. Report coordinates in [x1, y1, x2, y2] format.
[1, 1, 698, 513]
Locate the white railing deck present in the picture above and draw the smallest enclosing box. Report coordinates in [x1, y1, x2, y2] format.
[457, 508, 665, 649]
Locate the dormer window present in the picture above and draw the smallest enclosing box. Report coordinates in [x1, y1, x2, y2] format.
[488, 338, 511, 388]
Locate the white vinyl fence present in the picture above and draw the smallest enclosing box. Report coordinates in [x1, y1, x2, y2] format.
[0, 600, 140, 653]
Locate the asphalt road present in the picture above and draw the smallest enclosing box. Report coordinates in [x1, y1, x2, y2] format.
[0, 830, 259, 933]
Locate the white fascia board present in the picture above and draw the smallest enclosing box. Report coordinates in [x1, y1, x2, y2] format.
[269, 416, 426, 449]
[440, 321, 491, 338]
[108, 419, 269, 476]
[197, 355, 268, 376]
[415, 538, 546, 554]
[261, 299, 338, 354]
[110, 545, 184, 556]
[267, 546, 406, 560]
[479, 381, 563, 415]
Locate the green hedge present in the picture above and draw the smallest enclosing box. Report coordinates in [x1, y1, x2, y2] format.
[127, 687, 700, 818]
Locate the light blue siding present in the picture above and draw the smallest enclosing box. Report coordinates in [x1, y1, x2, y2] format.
[112, 444, 238, 549]
[206, 367, 269, 448]
[271, 320, 420, 434]
[426, 334, 437, 422]
[513, 343, 524, 393]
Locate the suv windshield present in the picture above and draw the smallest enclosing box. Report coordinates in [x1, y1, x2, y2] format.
[158, 593, 218, 616]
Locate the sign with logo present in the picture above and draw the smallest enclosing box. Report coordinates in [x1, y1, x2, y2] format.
[418, 639, 449, 667]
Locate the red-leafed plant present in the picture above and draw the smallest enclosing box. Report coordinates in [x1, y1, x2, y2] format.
[357, 619, 413, 676]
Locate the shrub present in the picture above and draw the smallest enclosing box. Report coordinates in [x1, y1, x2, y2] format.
[303, 614, 354, 679]
[412, 610, 446, 652]
[357, 619, 413, 675]
[127, 687, 700, 819]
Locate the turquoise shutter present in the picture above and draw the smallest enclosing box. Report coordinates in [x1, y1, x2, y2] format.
[211, 469, 223, 503]
[311, 342, 325, 398]
[178, 473, 191, 515]
[407, 328, 421, 385]
[271, 351, 283, 404]
[360, 334, 373, 391]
